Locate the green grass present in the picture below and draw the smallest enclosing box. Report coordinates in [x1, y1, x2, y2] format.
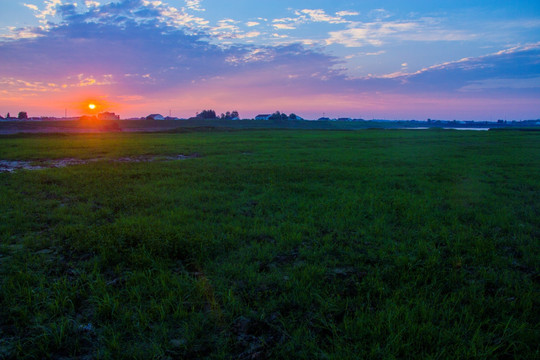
[0, 130, 539, 359]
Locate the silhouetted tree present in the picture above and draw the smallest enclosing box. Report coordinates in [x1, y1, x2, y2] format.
[197, 109, 216, 119]
[220, 110, 240, 120]
[6, 112, 10, 118]
[269, 111, 282, 120]
[289, 113, 298, 120]
[18, 111, 28, 119]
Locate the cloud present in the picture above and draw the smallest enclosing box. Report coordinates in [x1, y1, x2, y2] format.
[336, 11, 359, 17]
[273, 23, 296, 30]
[326, 18, 475, 48]
[296, 9, 347, 24]
[185, 0, 205, 12]
[237, 31, 260, 39]
[0, 1, 342, 96]
[271, 8, 356, 29]
[360, 43, 540, 95]
[25, 0, 64, 25]
[368, 9, 391, 20]
[210, 19, 263, 40]
[246, 21, 259, 27]
[85, 1, 100, 7]
[0, 26, 42, 40]
[23, 3, 39, 11]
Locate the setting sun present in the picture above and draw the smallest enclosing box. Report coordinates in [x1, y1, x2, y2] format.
[88, 103, 96, 110]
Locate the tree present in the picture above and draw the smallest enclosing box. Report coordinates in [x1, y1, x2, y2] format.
[6, 112, 10, 118]
[18, 111, 28, 119]
[197, 109, 216, 119]
[220, 110, 240, 120]
[269, 111, 282, 120]
[289, 113, 297, 120]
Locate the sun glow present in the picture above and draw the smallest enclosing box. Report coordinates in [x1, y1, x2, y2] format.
[88, 103, 96, 110]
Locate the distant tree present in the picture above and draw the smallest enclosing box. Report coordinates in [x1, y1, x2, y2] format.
[289, 113, 297, 120]
[268, 112, 277, 120]
[269, 111, 286, 121]
[197, 109, 216, 119]
[6, 112, 10, 118]
[18, 111, 28, 119]
[220, 111, 240, 120]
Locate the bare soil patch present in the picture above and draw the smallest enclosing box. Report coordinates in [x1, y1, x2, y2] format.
[0, 153, 200, 173]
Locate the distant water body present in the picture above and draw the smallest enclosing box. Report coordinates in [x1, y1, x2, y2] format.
[398, 127, 490, 131]
[443, 127, 490, 131]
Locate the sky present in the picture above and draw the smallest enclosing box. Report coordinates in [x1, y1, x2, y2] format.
[0, 0, 539, 120]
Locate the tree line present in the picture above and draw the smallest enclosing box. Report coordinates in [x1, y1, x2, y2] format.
[1, 112, 28, 119]
[196, 110, 301, 120]
[196, 110, 239, 120]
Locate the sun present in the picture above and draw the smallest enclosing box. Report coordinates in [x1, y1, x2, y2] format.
[88, 103, 96, 110]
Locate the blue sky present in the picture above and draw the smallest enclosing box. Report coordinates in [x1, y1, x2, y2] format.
[0, 0, 539, 120]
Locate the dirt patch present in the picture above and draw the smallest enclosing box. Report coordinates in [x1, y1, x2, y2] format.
[0, 153, 200, 173]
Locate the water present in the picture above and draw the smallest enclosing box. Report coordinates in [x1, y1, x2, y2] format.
[443, 127, 490, 131]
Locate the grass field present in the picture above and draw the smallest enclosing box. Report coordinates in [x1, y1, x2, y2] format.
[0, 129, 539, 359]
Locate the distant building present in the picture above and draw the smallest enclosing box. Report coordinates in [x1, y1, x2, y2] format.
[98, 112, 120, 120]
[255, 114, 271, 120]
[165, 116, 180, 120]
[337, 118, 352, 122]
[146, 114, 165, 120]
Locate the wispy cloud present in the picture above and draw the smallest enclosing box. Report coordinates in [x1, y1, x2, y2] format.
[271, 8, 356, 28]
[185, 0, 205, 12]
[336, 11, 359, 17]
[273, 23, 296, 30]
[362, 43, 540, 94]
[327, 18, 475, 47]
[29, 0, 63, 24]
[295, 9, 348, 24]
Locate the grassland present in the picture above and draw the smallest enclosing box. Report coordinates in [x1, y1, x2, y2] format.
[0, 129, 539, 359]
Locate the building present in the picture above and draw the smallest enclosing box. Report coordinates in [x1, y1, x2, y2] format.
[255, 114, 271, 120]
[146, 114, 165, 120]
[98, 112, 120, 120]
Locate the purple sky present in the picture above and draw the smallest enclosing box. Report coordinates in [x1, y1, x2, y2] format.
[1, 0, 539, 120]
